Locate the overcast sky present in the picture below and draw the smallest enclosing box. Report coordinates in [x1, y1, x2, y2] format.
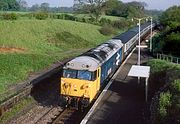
[27, 0, 180, 10]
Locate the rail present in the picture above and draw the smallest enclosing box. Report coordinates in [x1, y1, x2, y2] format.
[156, 53, 180, 64]
[0, 60, 66, 116]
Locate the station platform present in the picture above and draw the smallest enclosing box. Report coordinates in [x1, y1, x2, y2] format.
[84, 47, 152, 124]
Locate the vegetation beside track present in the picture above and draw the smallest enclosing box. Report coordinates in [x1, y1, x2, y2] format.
[147, 59, 180, 124]
[0, 19, 121, 96]
[0, 97, 34, 124]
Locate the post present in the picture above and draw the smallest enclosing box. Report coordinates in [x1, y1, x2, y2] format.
[138, 19, 141, 66]
[150, 18, 153, 52]
[177, 58, 179, 64]
[145, 77, 149, 102]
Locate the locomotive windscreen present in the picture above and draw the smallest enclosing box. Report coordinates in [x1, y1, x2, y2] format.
[63, 69, 97, 81]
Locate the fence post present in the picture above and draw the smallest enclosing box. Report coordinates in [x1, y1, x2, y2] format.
[177, 58, 179, 64]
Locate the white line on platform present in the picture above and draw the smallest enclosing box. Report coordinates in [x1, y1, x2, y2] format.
[80, 47, 136, 124]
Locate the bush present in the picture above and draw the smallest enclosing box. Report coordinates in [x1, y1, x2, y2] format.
[159, 92, 172, 118]
[2, 13, 18, 20]
[34, 12, 48, 20]
[26, 13, 34, 19]
[63, 14, 76, 21]
[111, 20, 131, 29]
[99, 18, 111, 25]
[171, 79, 180, 93]
[99, 24, 115, 36]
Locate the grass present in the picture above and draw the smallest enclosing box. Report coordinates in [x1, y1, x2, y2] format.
[101, 15, 124, 21]
[73, 13, 121, 21]
[0, 97, 34, 124]
[0, 19, 117, 96]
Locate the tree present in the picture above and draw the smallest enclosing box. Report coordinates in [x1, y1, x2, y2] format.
[126, 1, 147, 17]
[157, 6, 180, 56]
[160, 6, 180, 29]
[105, 0, 128, 18]
[40, 2, 50, 12]
[0, 1, 8, 10]
[18, 0, 28, 11]
[74, 0, 107, 21]
[0, 0, 20, 11]
[30, 4, 39, 11]
[104, 0, 147, 18]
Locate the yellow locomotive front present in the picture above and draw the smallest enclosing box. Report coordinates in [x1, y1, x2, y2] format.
[60, 56, 101, 109]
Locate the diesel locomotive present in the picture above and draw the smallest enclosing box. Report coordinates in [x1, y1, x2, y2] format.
[60, 22, 155, 109]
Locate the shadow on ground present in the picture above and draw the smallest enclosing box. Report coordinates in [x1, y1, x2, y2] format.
[30, 69, 65, 107]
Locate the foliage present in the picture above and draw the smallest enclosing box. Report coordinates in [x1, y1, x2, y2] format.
[99, 24, 115, 35]
[154, 5, 180, 56]
[162, 32, 180, 55]
[2, 12, 18, 20]
[147, 59, 176, 73]
[159, 92, 172, 118]
[171, 79, 180, 93]
[74, 0, 107, 21]
[105, 0, 146, 18]
[148, 59, 180, 124]
[99, 17, 111, 25]
[18, 0, 28, 11]
[111, 19, 132, 29]
[34, 12, 48, 20]
[0, 0, 20, 11]
[160, 6, 180, 29]
[40, 2, 49, 12]
[0, 97, 34, 124]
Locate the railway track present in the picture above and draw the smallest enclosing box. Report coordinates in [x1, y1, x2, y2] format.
[52, 108, 77, 124]
[0, 61, 65, 116]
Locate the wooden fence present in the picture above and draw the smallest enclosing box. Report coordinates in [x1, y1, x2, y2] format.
[156, 53, 180, 64]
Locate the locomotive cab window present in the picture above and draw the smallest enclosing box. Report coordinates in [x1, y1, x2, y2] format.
[63, 69, 77, 78]
[77, 70, 97, 81]
[77, 70, 92, 81]
[63, 69, 97, 81]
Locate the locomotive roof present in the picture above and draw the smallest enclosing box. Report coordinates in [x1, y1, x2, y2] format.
[64, 39, 123, 71]
[65, 56, 100, 71]
[113, 22, 151, 43]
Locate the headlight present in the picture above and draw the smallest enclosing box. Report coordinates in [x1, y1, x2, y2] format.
[82, 84, 90, 89]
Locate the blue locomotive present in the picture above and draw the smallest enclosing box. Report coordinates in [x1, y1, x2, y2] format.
[60, 22, 155, 109]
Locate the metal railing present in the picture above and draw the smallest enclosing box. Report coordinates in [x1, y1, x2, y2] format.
[156, 53, 180, 64]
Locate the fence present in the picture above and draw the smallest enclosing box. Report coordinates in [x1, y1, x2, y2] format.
[156, 53, 180, 64]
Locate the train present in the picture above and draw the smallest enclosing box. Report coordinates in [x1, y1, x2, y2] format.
[60, 21, 156, 110]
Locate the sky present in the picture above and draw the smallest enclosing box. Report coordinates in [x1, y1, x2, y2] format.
[27, 0, 180, 10]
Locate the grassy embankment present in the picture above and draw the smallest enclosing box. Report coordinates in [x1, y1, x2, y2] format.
[0, 19, 120, 96]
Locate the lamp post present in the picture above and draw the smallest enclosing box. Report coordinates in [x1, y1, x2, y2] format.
[132, 17, 153, 65]
[150, 17, 153, 52]
[132, 18, 144, 66]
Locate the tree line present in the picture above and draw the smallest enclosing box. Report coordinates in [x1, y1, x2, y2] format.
[154, 5, 180, 56]
[0, 0, 73, 12]
[0, 0, 149, 17]
[74, 0, 147, 21]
